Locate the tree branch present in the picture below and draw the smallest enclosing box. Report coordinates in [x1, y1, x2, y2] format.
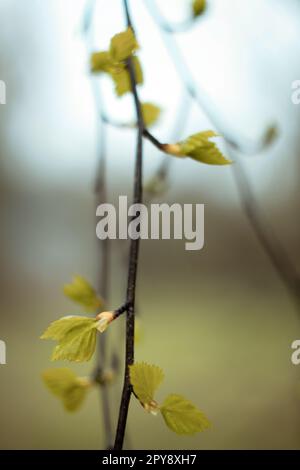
[113, 0, 145, 450]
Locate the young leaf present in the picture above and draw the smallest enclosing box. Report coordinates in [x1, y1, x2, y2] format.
[129, 362, 164, 406]
[90, 51, 114, 74]
[42, 367, 76, 396]
[109, 27, 139, 62]
[111, 56, 143, 96]
[41, 316, 98, 362]
[142, 103, 162, 127]
[42, 368, 91, 412]
[63, 275, 103, 313]
[193, 0, 207, 17]
[160, 394, 211, 435]
[165, 131, 231, 165]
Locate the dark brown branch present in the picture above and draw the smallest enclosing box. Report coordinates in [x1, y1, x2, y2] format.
[142, 128, 163, 149]
[113, 1, 145, 450]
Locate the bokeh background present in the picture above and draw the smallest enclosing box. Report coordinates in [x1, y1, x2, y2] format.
[0, 0, 300, 450]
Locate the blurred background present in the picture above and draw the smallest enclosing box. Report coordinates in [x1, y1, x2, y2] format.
[0, 0, 300, 450]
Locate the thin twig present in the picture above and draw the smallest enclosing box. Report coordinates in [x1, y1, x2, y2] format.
[113, 0, 145, 450]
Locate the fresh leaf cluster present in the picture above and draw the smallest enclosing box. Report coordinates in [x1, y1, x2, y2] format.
[129, 362, 211, 435]
[42, 368, 91, 412]
[163, 131, 231, 165]
[91, 28, 143, 96]
[41, 275, 115, 362]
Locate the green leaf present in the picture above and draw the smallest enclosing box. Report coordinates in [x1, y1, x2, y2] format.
[176, 131, 231, 165]
[129, 362, 164, 405]
[63, 275, 103, 313]
[111, 56, 143, 96]
[142, 103, 161, 127]
[41, 316, 98, 362]
[193, 0, 207, 17]
[160, 394, 211, 435]
[90, 51, 114, 74]
[42, 368, 91, 412]
[62, 381, 88, 411]
[109, 27, 139, 62]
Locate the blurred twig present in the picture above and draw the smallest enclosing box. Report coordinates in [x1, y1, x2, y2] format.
[83, 1, 114, 449]
[230, 152, 300, 309]
[142, 0, 300, 310]
[93, 105, 114, 449]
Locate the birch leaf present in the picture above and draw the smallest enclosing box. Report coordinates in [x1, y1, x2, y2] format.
[41, 316, 98, 362]
[90, 51, 113, 73]
[42, 368, 91, 412]
[129, 362, 164, 405]
[111, 56, 143, 96]
[63, 275, 103, 313]
[110, 27, 139, 62]
[142, 103, 161, 127]
[165, 131, 231, 165]
[160, 394, 211, 435]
